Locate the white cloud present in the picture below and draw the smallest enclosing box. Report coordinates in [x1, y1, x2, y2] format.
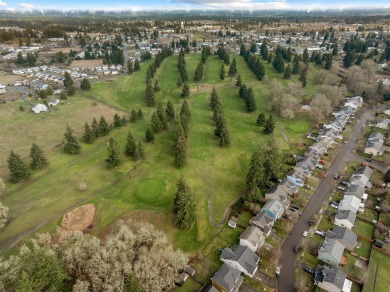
[0, 1, 7, 7]
[18, 3, 34, 9]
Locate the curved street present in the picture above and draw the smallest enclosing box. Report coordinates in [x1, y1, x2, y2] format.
[277, 108, 379, 291]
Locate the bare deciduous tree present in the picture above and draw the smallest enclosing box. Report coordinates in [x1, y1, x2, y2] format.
[269, 93, 299, 119]
[309, 93, 333, 122]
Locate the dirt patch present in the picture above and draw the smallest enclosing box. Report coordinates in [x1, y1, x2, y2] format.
[61, 204, 95, 233]
[70, 59, 103, 68]
[0, 71, 23, 85]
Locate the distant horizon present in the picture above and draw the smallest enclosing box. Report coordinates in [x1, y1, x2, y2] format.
[1, 1, 390, 13]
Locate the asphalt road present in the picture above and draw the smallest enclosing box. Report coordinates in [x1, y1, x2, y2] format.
[277, 108, 374, 292]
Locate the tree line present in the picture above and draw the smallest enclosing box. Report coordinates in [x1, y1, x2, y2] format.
[209, 88, 230, 147]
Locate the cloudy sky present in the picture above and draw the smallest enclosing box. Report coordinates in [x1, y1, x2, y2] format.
[1, 0, 390, 11]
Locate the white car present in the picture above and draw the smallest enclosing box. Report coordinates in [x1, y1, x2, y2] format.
[276, 266, 280, 277]
[303, 231, 308, 237]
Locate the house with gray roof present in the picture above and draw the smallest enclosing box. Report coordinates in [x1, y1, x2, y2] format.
[239, 226, 265, 252]
[349, 174, 371, 189]
[279, 178, 298, 196]
[325, 226, 357, 251]
[295, 156, 318, 172]
[344, 184, 365, 200]
[264, 186, 290, 208]
[338, 195, 362, 214]
[364, 132, 384, 156]
[220, 245, 260, 277]
[356, 166, 373, 181]
[318, 239, 345, 267]
[375, 118, 389, 129]
[261, 199, 284, 220]
[249, 210, 273, 236]
[211, 263, 243, 292]
[314, 265, 352, 292]
[286, 169, 305, 187]
[334, 210, 356, 230]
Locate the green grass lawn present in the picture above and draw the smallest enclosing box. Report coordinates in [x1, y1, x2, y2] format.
[354, 220, 375, 239]
[355, 239, 372, 259]
[0, 53, 318, 257]
[363, 249, 390, 292]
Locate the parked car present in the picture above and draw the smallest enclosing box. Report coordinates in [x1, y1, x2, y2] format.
[315, 230, 326, 237]
[303, 231, 308, 237]
[366, 158, 373, 162]
[283, 214, 290, 219]
[337, 186, 346, 191]
[329, 203, 338, 209]
[340, 181, 349, 186]
[308, 219, 314, 226]
[333, 174, 340, 179]
[276, 267, 280, 277]
[303, 266, 315, 274]
[294, 245, 301, 253]
[315, 164, 324, 169]
[329, 201, 339, 206]
[289, 208, 296, 212]
[323, 172, 328, 178]
[292, 205, 300, 210]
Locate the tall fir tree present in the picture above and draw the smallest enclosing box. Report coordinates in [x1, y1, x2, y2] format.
[150, 112, 163, 133]
[173, 177, 196, 229]
[209, 87, 219, 111]
[145, 81, 156, 107]
[194, 62, 204, 82]
[137, 141, 144, 159]
[283, 64, 292, 79]
[263, 115, 275, 134]
[125, 131, 136, 157]
[292, 55, 300, 74]
[256, 113, 266, 126]
[228, 58, 237, 76]
[130, 109, 138, 123]
[8, 151, 30, 183]
[272, 53, 285, 73]
[299, 66, 308, 88]
[113, 113, 122, 128]
[134, 59, 141, 71]
[166, 100, 175, 121]
[105, 138, 121, 169]
[181, 83, 190, 98]
[145, 126, 155, 143]
[220, 64, 225, 80]
[99, 116, 110, 136]
[179, 113, 189, 138]
[154, 80, 161, 92]
[219, 119, 231, 147]
[235, 74, 242, 87]
[267, 53, 273, 64]
[63, 125, 81, 154]
[174, 124, 187, 168]
[91, 118, 100, 138]
[180, 100, 191, 120]
[245, 88, 257, 112]
[260, 40, 269, 60]
[137, 107, 144, 119]
[80, 78, 91, 90]
[83, 122, 95, 144]
[303, 48, 309, 64]
[127, 60, 134, 74]
[157, 102, 168, 130]
[29, 143, 48, 170]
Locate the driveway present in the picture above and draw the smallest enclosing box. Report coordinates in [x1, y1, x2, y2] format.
[277, 108, 374, 292]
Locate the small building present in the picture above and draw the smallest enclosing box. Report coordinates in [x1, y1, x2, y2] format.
[318, 239, 345, 267]
[344, 184, 366, 200]
[314, 265, 352, 292]
[338, 195, 362, 214]
[279, 178, 299, 196]
[47, 99, 59, 107]
[261, 199, 284, 220]
[220, 245, 260, 277]
[264, 186, 290, 209]
[30, 80, 48, 91]
[211, 263, 243, 292]
[228, 220, 237, 228]
[286, 169, 305, 187]
[334, 210, 356, 230]
[364, 132, 384, 156]
[375, 118, 389, 129]
[325, 226, 357, 251]
[239, 226, 265, 252]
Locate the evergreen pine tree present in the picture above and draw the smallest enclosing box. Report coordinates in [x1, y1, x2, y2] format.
[174, 124, 187, 168]
[173, 177, 196, 229]
[292, 55, 300, 74]
[236, 74, 242, 87]
[272, 53, 285, 73]
[181, 83, 190, 98]
[210, 87, 219, 111]
[130, 109, 138, 123]
[283, 64, 292, 79]
[263, 115, 275, 134]
[99, 116, 110, 136]
[194, 61, 204, 82]
[125, 131, 136, 157]
[133, 144, 141, 161]
[256, 113, 266, 126]
[299, 66, 308, 88]
[80, 78, 91, 90]
[254, 58, 265, 80]
[228, 58, 237, 76]
[137, 108, 144, 119]
[219, 119, 231, 147]
[154, 80, 161, 92]
[267, 53, 273, 64]
[105, 138, 121, 169]
[179, 113, 189, 138]
[30, 143, 48, 170]
[145, 81, 156, 107]
[134, 59, 141, 71]
[166, 100, 175, 121]
[245, 88, 257, 112]
[303, 48, 309, 64]
[127, 60, 134, 74]
[180, 100, 191, 120]
[176, 76, 183, 87]
[150, 112, 162, 133]
[220, 64, 225, 80]
[157, 102, 168, 130]
[91, 118, 100, 138]
[113, 113, 122, 128]
[83, 122, 95, 144]
[121, 116, 127, 125]
[7, 151, 30, 183]
[260, 41, 269, 60]
[145, 126, 155, 143]
[63, 72, 73, 88]
[137, 141, 144, 159]
[63, 125, 81, 154]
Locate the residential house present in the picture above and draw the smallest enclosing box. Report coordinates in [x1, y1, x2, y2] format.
[249, 210, 274, 236]
[375, 118, 389, 129]
[338, 195, 361, 214]
[344, 184, 367, 202]
[32, 104, 48, 114]
[261, 199, 284, 220]
[295, 156, 317, 172]
[211, 263, 243, 292]
[47, 99, 59, 107]
[334, 210, 356, 230]
[364, 132, 384, 156]
[349, 172, 372, 189]
[314, 265, 352, 292]
[30, 80, 48, 91]
[279, 178, 299, 196]
[286, 169, 305, 187]
[356, 166, 373, 181]
[264, 186, 290, 209]
[239, 226, 265, 252]
[220, 245, 260, 277]
[325, 226, 357, 251]
[317, 239, 345, 267]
